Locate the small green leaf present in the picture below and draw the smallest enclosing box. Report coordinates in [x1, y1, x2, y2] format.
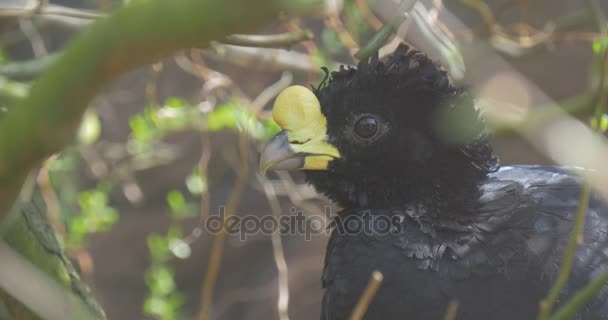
[164, 97, 189, 108]
[592, 114, 608, 132]
[207, 103, 240, 131]
[166, 191, 197, 218]
[593, 38, 608, 54]
[166, 190, 186, 213]
[147, 233, 170, 263]
[143, 296, 174, 319]
[145, 266, 176, 295]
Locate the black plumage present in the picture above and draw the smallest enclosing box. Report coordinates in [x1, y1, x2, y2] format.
[303, 45, 608, 319]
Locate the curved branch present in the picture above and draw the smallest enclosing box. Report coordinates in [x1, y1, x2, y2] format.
[0, 0, 322, 223]
[223, 30, 314, 48]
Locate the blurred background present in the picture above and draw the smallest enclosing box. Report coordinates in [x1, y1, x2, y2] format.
[0, 0, 607, 319]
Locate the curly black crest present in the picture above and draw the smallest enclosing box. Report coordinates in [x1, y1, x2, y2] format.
[305, 44, 499, 212]
[313, 44, 456, 97]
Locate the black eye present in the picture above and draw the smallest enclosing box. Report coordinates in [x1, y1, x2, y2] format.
[354, 116, 379, 139]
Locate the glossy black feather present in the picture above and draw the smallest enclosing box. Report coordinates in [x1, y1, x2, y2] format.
[320, 165, 608, 320]
[305, 45, 608, 320]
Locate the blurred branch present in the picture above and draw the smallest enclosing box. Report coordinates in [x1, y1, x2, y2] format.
[0, 54, 58, 81]
[0, 241, 101, 320]
[354, 0, 383, 31]
[0, 37, 315, 82]
[223, 30, 314, 48]
[549, 268, 608, 320]
[443, 300, 459, 320]
[412, 2, 465, 80]
[18, 18, 48, 58]
[354, 0, 416, 60]
[204, 43, 330, 74]
[0, 0, 322, 224]
[457, 0, 604, 58]
[2, 3, 314, 50]
[538, 181, 592, 320]
[251, 71, 293, 113]
[257, 174, 291, 320]
[1, 193, 105, 319]
[349, 270, 383, 320]
[197, 132, 251, 320]
[489, 93, 596, 136]
[539, 32, 608, 320]
[585, 0, 608, 35]
[0, 3, 102, 20]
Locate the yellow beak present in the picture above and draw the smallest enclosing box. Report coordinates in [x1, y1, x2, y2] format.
[259, 85, 340, 174]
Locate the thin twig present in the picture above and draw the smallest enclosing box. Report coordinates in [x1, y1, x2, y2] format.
[325, 13, 359, 56]
[585, 0, 608, 35]
[354, 0, 383, 31]
[197, 131, 251, 320]
[460, 0, 497, 34]
[538, 29, 608, 320]
[2, 4, 314, 49]
[456, 1, 603, 58]
[538, 163, 593, 319]
[144, 62, 163, 108]
[443, 300, 460, 320]
[36, 154, 64, 236]
[251, 71, 293, 114]
[18, 18, 48, 58]
[223, 30, 313, 49]
[0, 53, 58, 80]
[204, 43, 326, 75]
[0, 3, 102, 19]
[284, 19, 324, 83]
[549, 268, 608, 320]
[257, 174, 291, 320]
[354, 0, 416, 60]
[349, 270, 384, 320]
[0, 0, 320, 223]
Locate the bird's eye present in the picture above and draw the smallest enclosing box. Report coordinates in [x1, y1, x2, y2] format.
[354, 116, 379, 139]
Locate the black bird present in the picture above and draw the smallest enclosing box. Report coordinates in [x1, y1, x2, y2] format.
[259, 44, 608, 320]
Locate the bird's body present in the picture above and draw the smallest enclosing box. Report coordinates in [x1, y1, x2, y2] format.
[259, 44, 608, 319]
[321, 165, 608, 320]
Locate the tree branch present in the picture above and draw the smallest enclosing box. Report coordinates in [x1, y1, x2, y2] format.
[0, 0, 323, 224]
[223, 30, 314, 48]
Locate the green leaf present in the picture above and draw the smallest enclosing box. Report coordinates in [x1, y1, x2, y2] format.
[164, 97, 189, 108]
[166, 191, 196, 218]
[147, 233, 170, 263]
[129, 114, 156, 145]
[68, 188, 119, 246]
[207, 103, 241, 131]
[143, 296, 174, 319]
[166, 190, 185, 212]
[591, 113, 608, 132]
[145, 266, 176, 295]
[593, 38, 608, 54]
[261, 119, 281, 140]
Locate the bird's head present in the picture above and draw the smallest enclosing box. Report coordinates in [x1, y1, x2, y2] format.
[260, 44, 498, 210]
